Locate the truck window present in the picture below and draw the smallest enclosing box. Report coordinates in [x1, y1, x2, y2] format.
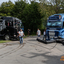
[0, 20, 3, 22]
[5, 20, 13, 27]
[13, 20, 21, 27]
[0, 20, 3, 31]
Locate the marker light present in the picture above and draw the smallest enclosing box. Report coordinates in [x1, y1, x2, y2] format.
[59, 15, 61, 19]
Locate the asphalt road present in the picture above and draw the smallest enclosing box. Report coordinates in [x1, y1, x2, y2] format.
[0, 36, 64, 64]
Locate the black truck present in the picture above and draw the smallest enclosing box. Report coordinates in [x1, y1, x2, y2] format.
[0, 16, 23, 40]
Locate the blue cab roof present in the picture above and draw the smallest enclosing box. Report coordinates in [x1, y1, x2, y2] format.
[50, 13, 64, 17]
[48, 13, 64, 20]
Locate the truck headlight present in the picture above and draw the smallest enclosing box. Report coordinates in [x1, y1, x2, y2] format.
[14, 35, 16, 37]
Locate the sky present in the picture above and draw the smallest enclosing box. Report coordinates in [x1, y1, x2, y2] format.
[0, 0, 17, 4]
[0, 0, 40, 4]
[0, 0, 49, 5]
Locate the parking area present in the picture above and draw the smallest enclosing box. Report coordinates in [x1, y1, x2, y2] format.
[0, 36, 64, 64]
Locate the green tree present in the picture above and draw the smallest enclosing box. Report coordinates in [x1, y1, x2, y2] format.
[49, 0, 63, 13]
[22, 1, 43, 34]
[0, 0, 14, 16]
[38, 2, 56, 29]
[11, 0, 26, 18]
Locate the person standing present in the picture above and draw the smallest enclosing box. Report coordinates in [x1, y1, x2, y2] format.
[43, 29, 46, 40]
[28, 29, 31, 36]
[37, 29, 41, 38]
[18, 29, 24, 44]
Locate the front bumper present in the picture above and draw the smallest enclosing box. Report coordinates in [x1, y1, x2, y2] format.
[37, 36, 64, 44]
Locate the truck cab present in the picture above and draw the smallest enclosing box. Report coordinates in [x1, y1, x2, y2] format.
[0, 16, 24, 40]
[46, 14, 64, 41]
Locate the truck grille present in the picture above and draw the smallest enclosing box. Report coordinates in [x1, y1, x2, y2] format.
[49, 31, 55, 39]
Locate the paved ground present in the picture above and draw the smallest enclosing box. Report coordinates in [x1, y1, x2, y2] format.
[0, 36, 64, 64]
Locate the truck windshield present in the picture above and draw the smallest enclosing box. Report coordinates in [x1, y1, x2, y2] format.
[0, 20, 3, 22]
[16, 20, 21, 27]
[47, 21, 62, 27]
[13, 20, 22, 27]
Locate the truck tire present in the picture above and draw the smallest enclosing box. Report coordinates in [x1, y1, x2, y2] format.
[4, 35, 10, 40]
[62, 41, 64, 45]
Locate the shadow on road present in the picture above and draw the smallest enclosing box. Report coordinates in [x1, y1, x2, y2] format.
[21, 52, 64, 64]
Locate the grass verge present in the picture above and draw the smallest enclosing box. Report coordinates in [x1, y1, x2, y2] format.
[0, 40, 10, 43]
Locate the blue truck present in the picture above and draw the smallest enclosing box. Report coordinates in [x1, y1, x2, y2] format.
[37, 13, 64, 44]
[46, 14, 64, 40]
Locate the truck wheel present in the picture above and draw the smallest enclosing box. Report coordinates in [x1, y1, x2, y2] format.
[4, 35, 10, 40]
[62, 41, 64, 45]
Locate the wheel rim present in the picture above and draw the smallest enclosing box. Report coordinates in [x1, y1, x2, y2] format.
[5, 35, 9, 40]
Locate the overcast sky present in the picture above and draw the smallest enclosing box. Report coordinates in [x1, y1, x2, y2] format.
[0, 0, 17, 4]
[0, 0, 47, 5]
[0, 0, 40, 5]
